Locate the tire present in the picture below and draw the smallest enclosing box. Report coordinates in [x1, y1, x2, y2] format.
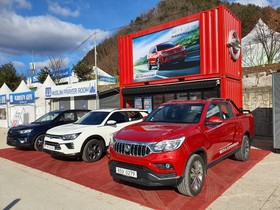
[177, 154, 205, 196]
[34, 134, 45, 151]
[147, 62, 152, 70]
[82, 139, 104, 162]
[156, 58, 162, 70]
[234, 135, 250, 161]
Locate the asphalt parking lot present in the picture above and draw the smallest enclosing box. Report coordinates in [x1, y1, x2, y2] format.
[1, 127, 280, 210]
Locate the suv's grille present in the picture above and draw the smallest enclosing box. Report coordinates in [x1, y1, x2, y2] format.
[113, 141, 151, 157]
[45, 141, 61, 150]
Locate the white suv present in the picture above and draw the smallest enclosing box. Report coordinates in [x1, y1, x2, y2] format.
[43, 109, 148, 162]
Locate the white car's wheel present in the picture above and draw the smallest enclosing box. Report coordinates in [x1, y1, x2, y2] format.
[82, 139, 104, 162]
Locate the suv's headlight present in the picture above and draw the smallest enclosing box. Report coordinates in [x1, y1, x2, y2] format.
[19, 129, 33, 134]
[150, 136, 185, 152]
[61, 133, 81, 140]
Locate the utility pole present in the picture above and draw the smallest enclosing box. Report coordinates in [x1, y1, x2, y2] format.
[93, 31, 99, 109]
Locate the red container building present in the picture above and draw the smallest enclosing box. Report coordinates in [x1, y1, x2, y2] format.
[118, 5, 242, 111]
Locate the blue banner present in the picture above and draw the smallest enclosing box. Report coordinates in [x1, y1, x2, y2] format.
[98, 75, 116, 83]
[9, 91, 35, 104]
[0, 94, 6, 105]
[26, 68, 73, 84]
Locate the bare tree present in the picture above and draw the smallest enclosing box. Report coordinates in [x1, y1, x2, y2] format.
[242, 42, 266, 67]
[48, 55, 68, 85]
[254, 19, 280, 64]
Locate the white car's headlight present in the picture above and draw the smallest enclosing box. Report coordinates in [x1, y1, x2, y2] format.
[150, 136, 185, 152]
[61, 133, 81, 140]
[19, 129, 33, 134]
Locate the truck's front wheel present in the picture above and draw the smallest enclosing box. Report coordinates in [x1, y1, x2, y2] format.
[177, 154, 205, 196]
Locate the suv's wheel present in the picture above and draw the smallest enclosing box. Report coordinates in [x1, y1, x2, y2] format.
[147, 61, 152, 70]
[156, 58, 162, 70]
[234, 135, 250, 161]
[177, 154, 205, 196]
[82, 139, 104, 162]
[34, 134, 45, 151]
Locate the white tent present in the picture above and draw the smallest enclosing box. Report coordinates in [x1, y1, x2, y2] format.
[0, 83, 12, 127]
[10, 80, 35, 127]
[35, 75, 56, 118]
[14, 80, 32, 93]
[242, 19, 280, 67]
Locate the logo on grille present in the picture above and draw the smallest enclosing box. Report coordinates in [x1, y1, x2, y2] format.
[124, 144, 131, 153]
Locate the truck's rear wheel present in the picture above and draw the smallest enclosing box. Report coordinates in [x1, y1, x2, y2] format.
[177, 154, 205, 196]
[234, 135, 250, 161]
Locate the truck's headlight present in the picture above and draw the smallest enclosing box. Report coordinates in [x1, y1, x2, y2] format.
[19, 129, 33, 134]
[109, 137, 116, 148]
[61, 133, 81, 140]
[150, 137, 185, 152]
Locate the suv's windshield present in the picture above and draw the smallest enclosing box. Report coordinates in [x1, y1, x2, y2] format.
[145, 104, 204, 123]
[75, 111, 109, 125]
[34, 111, 61, 122]
[157, 42, 176, 51]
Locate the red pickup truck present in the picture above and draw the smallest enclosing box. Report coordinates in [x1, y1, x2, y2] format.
[108, 98, 254, 196]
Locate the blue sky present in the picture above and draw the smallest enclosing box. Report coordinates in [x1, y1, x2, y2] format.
[0, 0, 279, 75]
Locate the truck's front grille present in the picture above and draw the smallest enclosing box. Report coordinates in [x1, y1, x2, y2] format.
[113, 140, 152, 157]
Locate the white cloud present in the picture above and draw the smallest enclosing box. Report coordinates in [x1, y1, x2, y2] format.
[15, 0, 32, 9]
[48, 2, 79, 17]
[12, 60, 25, 68]
[34, 57, 70, 70]
[0, 10, 110, 57]
[0, 0, 31, 11]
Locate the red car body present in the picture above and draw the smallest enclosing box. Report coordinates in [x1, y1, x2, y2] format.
[147, 42, 186, 70]
[108, 98, 254, 196]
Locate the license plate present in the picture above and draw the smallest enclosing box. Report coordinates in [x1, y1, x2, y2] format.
[44, 144, 55, 151]
[116, 167, 137, 178]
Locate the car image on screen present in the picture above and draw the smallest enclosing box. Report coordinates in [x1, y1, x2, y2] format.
[147, 42, 187, 70]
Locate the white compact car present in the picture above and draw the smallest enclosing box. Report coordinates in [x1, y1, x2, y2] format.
[43, 108, 148, 162]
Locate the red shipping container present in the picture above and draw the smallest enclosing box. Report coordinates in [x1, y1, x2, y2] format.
[119, 4, 242, 108]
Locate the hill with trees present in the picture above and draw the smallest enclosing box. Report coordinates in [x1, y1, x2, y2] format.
[74, 0, 280, 79]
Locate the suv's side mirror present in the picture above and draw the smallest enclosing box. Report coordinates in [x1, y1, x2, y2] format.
[206, 116, 223, 125]
[107, 120, 117, 125]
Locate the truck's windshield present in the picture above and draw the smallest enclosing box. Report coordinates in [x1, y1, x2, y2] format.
[145, 104, 204, 123]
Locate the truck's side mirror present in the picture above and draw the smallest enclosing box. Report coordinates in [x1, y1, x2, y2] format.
[206, 116, 223, 125]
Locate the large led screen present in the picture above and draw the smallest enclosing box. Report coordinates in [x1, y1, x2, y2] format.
[132, 20, 200, 82]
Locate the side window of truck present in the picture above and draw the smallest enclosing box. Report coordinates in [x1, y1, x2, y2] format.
[219, 103, 234, 119]
[206, 104, 221, 119]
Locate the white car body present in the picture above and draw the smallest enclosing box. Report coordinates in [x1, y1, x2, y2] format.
[43, 108, 148, 162]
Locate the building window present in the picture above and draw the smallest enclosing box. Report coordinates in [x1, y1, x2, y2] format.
[190, 92, 202, 100]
